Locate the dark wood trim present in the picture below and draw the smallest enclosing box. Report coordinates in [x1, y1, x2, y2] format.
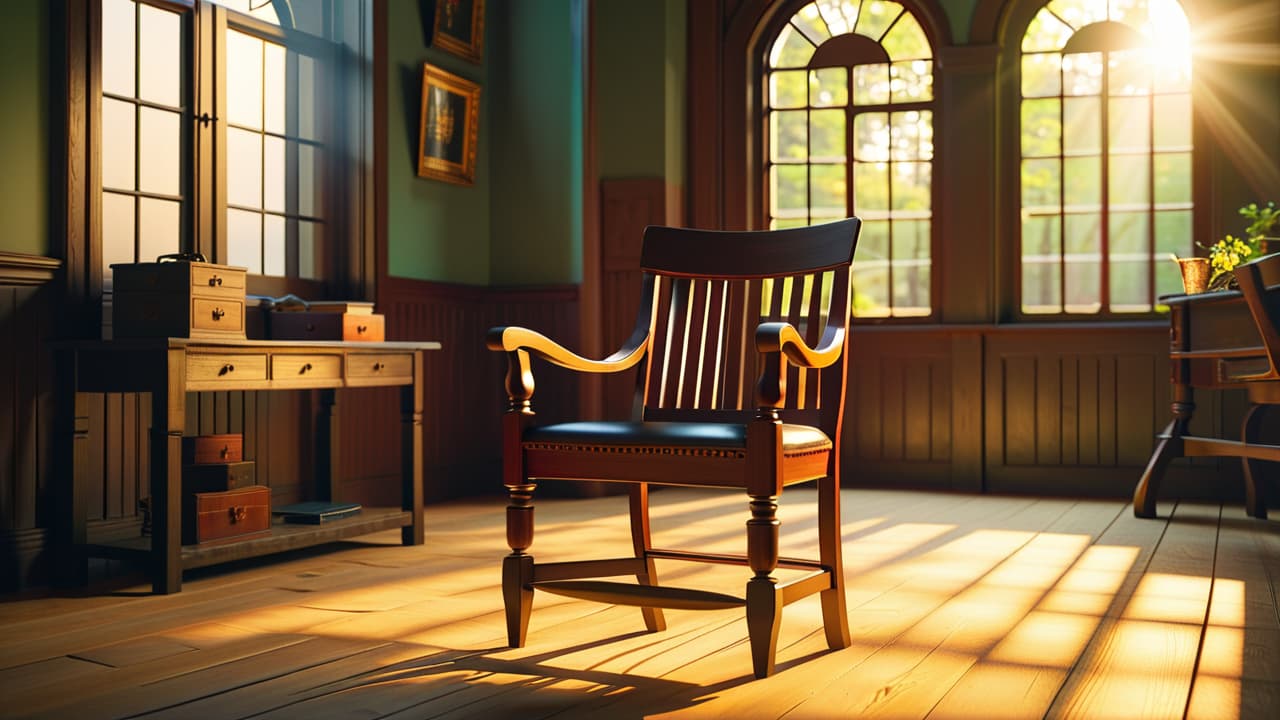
[580, 0, 602, 420]
[0, 254, 62, 286]
[373, 0, 388, 294]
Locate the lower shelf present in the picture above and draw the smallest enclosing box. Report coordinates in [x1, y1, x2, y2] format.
[85, 506, 412, 570]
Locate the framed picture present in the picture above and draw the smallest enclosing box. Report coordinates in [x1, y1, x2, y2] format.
[417, 63, 480, 186]
[432, 0, 485, 63]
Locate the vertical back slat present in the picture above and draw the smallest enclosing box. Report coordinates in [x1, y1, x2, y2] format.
[805, 272, 829, 410]
[646, 276, 677, 408]
[718, 279, 747, 411]
[662, 278, 693, 408]
[696, 279, 727, 409]
[785, 273, 809, 408]
[741, 278, 764, 410]
[675, 280, 709, 408]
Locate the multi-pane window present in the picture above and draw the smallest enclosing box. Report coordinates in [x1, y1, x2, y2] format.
[97, 0, 342, 308]
[99, 0, 188, 290]
[223, 26, 326, 279]
[765, 1, 934, 318]
[1020, 0, 1193, 314]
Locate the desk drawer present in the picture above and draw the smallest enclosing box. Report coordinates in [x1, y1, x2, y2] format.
[191, 264, 246, 292]
[347, 353, 413, 380]
[192, 297, 244, 334]
[272, 354, 342, 381]
[188, 354, 268, 384]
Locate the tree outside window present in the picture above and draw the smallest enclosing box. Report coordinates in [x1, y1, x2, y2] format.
[1019, 0, 1193, 315]
[765, 1, 935, 318]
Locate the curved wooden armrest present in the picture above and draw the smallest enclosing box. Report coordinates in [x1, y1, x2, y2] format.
[755, 322, 844, 369]
[486, 326, 648, 374]
[754, 322, 845, 411]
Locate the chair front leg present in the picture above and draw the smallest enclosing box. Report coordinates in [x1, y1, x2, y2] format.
[504, 480, 536, 647]
[746, 493, 783, 679]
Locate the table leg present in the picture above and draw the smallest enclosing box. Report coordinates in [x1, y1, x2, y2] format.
[1242, 404, 1269, 519]
[401, 350, 424, 545]
[1133, 394, 1193, 519]
[317, 389, 337, 502]
[150, 348, 186, 594]
[54, 349, 89, 587]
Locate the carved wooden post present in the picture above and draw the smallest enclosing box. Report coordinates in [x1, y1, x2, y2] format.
[746, 404, 784, 678]
[501, 348, 536, 646]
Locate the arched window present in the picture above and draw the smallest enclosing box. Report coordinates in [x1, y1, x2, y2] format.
[764, 1, 935, 318]
[1018, 0, 1193, 315]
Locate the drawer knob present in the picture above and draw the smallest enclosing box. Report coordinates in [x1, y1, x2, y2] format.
[229, 506, 246, 523]
[300, 362, 313, 374]
[208, 275, 223, 287]
[357, 325, 368, 334]
[305, 323, 316, 332]
[219, 363, 235, 375]
[373, 362, 384, 372]
[212, 307, 226, 321]
[220, 445, 230, 459]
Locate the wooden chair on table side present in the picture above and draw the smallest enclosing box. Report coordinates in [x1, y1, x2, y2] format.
[486, 218, 861, 679]
[1225, 253, 1280, 518]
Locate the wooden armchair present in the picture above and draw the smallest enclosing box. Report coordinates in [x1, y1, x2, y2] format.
[486, 218, 861, 678]
[1229, 253, 1280, 517]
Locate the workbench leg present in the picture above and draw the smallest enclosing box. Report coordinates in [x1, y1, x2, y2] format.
[401, 350, 424, 546]
[1134, 409, 1191, 519]
[1242, 404, 1270, 520]
[150, 348, 186, 594]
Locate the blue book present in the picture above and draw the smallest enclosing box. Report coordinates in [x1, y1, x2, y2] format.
[273, 501, 362, 524]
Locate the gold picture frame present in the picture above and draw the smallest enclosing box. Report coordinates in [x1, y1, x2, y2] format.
[417, 63, 480, 186]
[432, 0, 485, 64]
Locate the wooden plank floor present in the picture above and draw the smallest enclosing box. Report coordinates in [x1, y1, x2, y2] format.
[1, 488, 1278, 719]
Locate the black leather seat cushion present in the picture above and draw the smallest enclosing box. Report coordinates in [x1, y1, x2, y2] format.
[524, 421, 831, 453]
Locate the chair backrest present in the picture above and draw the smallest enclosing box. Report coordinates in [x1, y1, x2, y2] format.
[1234, 252, 1280, 378]
[630, 219, 861, 438]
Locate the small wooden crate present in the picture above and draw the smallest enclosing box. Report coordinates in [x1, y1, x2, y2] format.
[182, 434, 243, 465]
[183, 485, 271, 545]
[111, 260, 247, 339]
[183, 460, 256, 495]
[270, 312, 385, 342]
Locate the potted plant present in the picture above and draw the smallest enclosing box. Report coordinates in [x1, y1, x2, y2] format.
[1203, 201, 1279, 288]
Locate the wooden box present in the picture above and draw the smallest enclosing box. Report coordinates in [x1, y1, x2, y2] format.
[182, 434, 243, 465]
[270, 312, 385, 342]
[183, 460, 256, 494]
[183, 485, 271, 545]
[111, 260, 247, 339]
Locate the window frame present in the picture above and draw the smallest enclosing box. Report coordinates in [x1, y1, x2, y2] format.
[752, 0, 944, 324]
[66, 0, 371, 336]
[1000, 0, 1209, 323]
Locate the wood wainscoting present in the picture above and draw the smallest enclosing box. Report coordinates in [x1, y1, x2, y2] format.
[844, 323, 1252, 501]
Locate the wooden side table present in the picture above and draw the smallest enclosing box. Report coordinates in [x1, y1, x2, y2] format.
[56, 337, 441, 593]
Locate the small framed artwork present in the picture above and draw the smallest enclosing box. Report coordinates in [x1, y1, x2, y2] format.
[432, 0, 485, 63]
[417, 63, 480, 186]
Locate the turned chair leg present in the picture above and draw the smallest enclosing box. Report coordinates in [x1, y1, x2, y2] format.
[504, 482, 536, 647]
[817, 475, 850, 650]
[746, 494, 783, 678]
[629, 483, 667, 632]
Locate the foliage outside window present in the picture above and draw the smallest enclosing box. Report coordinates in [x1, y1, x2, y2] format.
[765, 1, 934, 318]
[1019, 0, 1193, 315]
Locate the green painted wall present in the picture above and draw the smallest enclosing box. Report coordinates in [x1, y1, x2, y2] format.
[384, 0, 583, 286]
[384, 0, 492, 284]
[488, 0, 583, 285]
[594, 1, 671, 179]
[0, 0, 51, 257]
[941, 0, 978, 44]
